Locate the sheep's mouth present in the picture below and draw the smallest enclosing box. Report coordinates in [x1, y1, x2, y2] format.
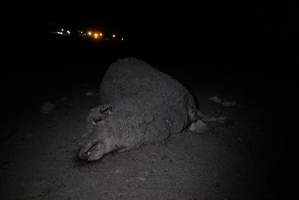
[78, 140, 105, 161]
[86, 142, 100, 156]
[83, 142, 98, 158]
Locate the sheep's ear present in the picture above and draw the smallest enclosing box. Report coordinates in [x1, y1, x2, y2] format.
[99, 104, 113, 114]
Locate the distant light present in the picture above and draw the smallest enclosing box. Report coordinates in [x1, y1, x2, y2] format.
[121, 37, 124, 41]
[99, 32, 103, 37]
[88, 31, 92, 36]
[112, 34, 116, 38]
[56, 31, 63, 35]
[94, 33, 99, 39]
[61, 28, 64, 31]
[66, 30, 71, 34]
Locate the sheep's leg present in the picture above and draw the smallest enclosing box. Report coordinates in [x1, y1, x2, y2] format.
[188, 120, 209, 133]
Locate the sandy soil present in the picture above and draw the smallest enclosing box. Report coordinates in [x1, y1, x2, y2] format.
[0, 64, 290, 200]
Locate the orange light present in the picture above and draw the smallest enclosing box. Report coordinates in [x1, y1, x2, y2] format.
[99, 32, 103, 37]
[94, 33, 99, 39]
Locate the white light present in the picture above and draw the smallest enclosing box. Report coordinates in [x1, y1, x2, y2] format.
[121, 37, 124, 41]
[112, 34, 116, 38]
[67, 30, 71, 34]
[56, 31, 63, 35]
[61, 28, 64, 31]
[88, 31, 92, 36]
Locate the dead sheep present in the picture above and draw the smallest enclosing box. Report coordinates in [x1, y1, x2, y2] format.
[78, 57, 206, 161]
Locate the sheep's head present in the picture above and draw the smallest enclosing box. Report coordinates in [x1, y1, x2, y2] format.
[78, 104, 113, 161]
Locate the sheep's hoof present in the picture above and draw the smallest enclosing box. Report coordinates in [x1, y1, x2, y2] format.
[189, 120, 209, 134]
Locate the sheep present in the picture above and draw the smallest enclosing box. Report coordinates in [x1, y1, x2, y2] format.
[78, 57, 206, 161]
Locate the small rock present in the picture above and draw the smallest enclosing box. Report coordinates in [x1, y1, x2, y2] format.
[85, 91, 95, 97]
[137, 177, 146, 181]
[208, 96, 222, 104]
[41, 102, 55, 114]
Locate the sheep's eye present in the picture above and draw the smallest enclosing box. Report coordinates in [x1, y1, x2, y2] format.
[94, 117, 102, 122]
[92, 117, 102, 126]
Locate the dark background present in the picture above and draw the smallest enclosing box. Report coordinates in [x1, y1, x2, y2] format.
[3, 0, 297, 117]
[4, 1, 298, 73]
[1, 1, 297, 198]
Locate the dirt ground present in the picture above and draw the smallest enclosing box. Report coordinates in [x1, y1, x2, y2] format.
[0, 64, 290, 200]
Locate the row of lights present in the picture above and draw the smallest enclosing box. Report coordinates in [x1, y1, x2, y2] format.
[53, 28, 124, 41]
[86, 31, 123, 40]
[55, 28, 71, 35]
[87, 31, 103, 39]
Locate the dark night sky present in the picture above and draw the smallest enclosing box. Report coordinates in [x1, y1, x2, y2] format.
[5, 1, 296, 74]
[46, 1, 297, 47]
